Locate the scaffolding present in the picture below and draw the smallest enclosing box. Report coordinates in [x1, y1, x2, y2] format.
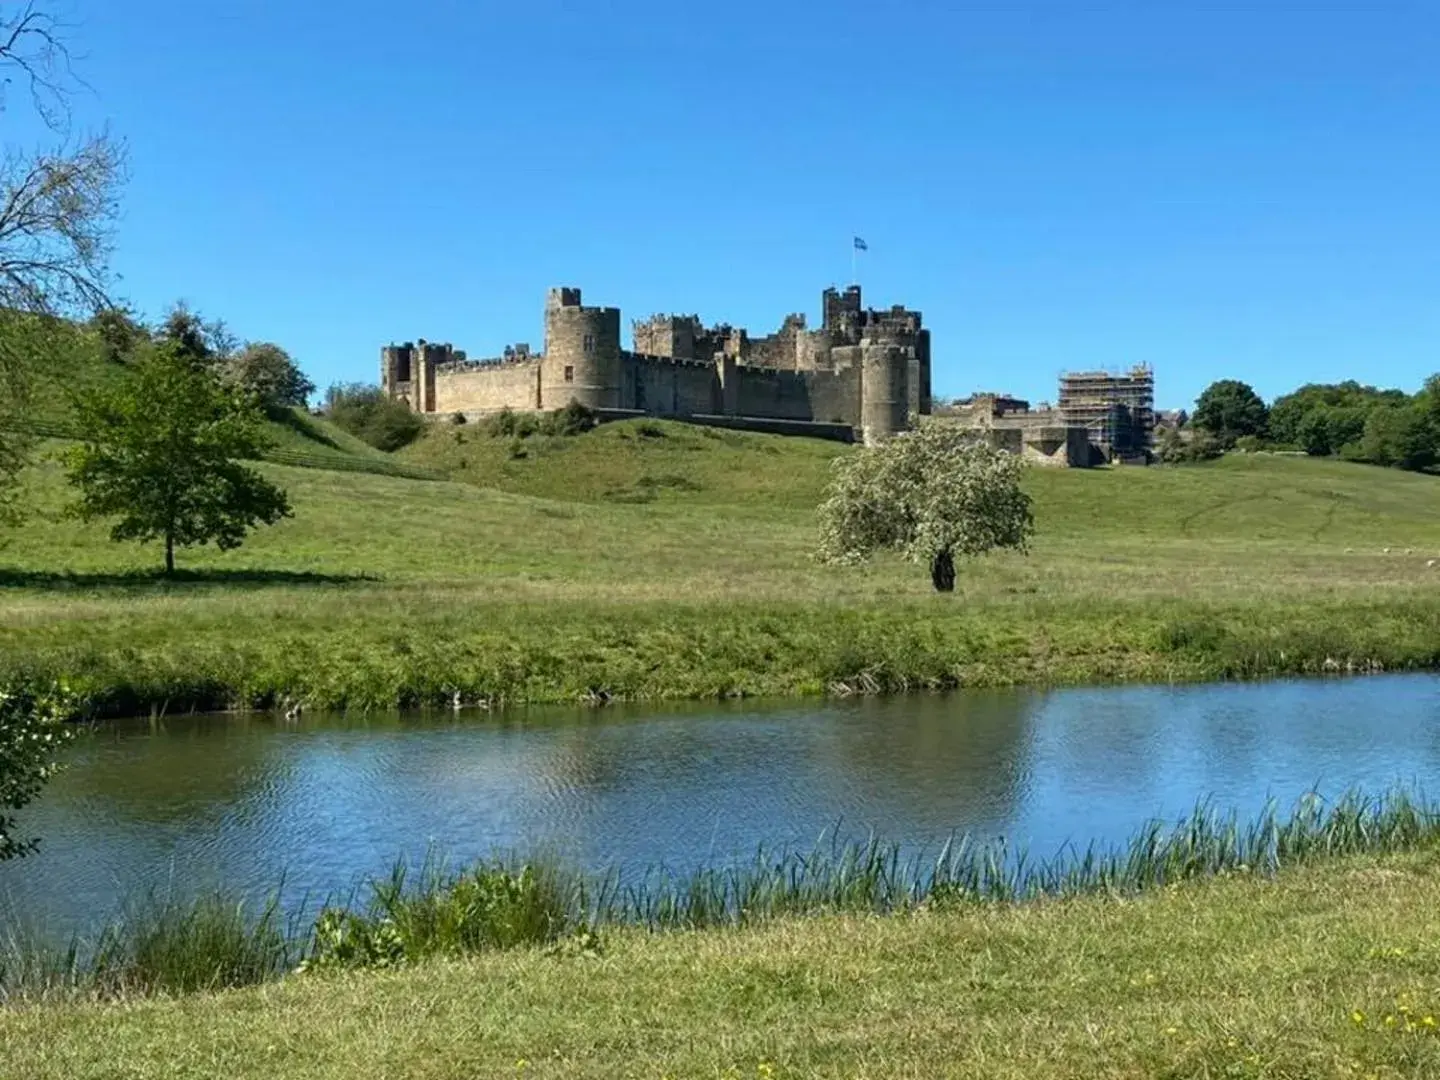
[1057, 364, 1155, 458]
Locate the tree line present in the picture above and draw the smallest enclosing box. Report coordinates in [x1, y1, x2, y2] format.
[1163, 374, 1440, 472]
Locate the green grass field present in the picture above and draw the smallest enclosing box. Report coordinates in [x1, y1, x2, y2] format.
[5, 846, 1440, 1078]
[2, 417, 1440, 713]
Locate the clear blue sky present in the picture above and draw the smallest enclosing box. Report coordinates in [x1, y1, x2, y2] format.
[31, 0, 1440, 410]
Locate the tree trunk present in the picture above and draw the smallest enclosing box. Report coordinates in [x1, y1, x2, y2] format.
[164, 533, 174, 576]
[930, 549, 955, 593]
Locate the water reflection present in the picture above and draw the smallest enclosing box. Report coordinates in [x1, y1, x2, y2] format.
[3, 674, 1439, 938]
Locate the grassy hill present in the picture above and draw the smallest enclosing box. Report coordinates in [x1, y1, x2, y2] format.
[16, 338, 443, 481]
[2, 416, 1440, 713]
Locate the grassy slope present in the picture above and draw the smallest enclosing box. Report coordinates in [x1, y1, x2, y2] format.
[5, 848, 1440, 1078]
[20, 338, 431, 475]
[3, 419, 1440, 711]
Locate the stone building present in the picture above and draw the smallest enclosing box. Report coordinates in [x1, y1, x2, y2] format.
[380, 285, 931, 444]
[933, 394, 1093, 467]
[935, 368, 1159, 468]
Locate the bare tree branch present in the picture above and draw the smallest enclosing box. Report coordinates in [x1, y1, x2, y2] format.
[0, 1, 88, 134]
[0, 130, 124, 315]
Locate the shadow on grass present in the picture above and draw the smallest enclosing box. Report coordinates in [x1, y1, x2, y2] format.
[0, 567, 380, 590]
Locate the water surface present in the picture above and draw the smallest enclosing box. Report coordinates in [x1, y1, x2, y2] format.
[4, 674, 1438, 936]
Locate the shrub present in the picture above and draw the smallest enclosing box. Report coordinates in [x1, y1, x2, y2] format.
[484, 407, 520, 437]
[539, 401, 598, 437]
[0, 685, 79, 861]
[1156, 428, 1223, 464]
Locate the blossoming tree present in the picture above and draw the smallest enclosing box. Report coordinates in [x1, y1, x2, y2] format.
[816, 422, 1034, 592]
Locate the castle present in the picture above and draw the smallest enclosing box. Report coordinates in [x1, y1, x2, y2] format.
[381, 285, 932, 444]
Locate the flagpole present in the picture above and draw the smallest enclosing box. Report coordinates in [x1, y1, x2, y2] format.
[851, 240, 857, 287]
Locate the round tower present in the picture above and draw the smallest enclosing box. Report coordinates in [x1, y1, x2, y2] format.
[541, 287, 623, 410]
[859, 335, 911, 446]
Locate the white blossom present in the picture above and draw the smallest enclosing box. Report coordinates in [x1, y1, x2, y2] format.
[817, 425, 1034, 589]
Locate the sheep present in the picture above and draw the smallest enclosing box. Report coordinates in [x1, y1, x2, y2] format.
[1429, 559, 1438, 569]
[1383, 547, 1392, 554]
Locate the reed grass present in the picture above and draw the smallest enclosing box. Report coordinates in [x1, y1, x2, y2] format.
[0, 890, 300, 1003]
[591, 787, 1438, 929]
[3, 785, 1436, 1002]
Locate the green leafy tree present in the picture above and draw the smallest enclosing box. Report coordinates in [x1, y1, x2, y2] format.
[1294, 405, 1368, 457]
[157, 302, 236, 368]
[1358, 404, 1437, 472]
[1193, 380, 1269, 447]
[1269, 381, 1408, 447]
[817, 423, 1034, 592]
[1415, 374, 1440, 431]
[226, 342, 315, 409]
[88, 305, 147, 365]
[0, 685, 76, 860]
[64, 342, 292, 574]
[323, 382, 423, 452]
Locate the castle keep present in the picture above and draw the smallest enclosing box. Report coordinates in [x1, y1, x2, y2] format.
[381, 285, 932, 443]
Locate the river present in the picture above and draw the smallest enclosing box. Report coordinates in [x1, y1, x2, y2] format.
[3, 673, 1438, 937]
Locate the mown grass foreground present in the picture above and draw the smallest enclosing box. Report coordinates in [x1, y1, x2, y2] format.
[4, 825, 1440, 1076]
[3, 419, 1440, 712]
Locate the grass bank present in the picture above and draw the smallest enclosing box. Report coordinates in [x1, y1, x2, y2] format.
[3, 420, 1440, 713]
[4, 790, 1440, 1077]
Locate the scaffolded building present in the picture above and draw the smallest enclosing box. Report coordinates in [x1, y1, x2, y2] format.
[1058, 364, 1155, 461]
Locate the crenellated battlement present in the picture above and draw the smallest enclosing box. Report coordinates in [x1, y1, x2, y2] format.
[379, 282, 932, 438]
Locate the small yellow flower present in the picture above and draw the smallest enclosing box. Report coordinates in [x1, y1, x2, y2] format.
[515, 1061, 529, 1073]
[1164, 1026, 1179, 1036]
[1225, 1037, 1239, 1048]
[1423, 1015, 1437, 1028]
[757, 1065, 776, 1079]
[1351, 1010, 1366, 1026]
[1384, 1015, 1399, 1029]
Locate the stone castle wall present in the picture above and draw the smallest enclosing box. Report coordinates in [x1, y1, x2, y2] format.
[433, 358, 541, 413]
[383, 285, 926, 443]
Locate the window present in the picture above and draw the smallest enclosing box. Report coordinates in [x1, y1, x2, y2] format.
[563, 365, 574, 383]
[582, 334, 595, 355]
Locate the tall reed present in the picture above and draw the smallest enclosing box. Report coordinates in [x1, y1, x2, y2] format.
[2, 786, 1436, 1000]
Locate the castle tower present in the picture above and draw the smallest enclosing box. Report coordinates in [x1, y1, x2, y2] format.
[380, 343, 414, 398]
[858, 330, 911, 445]
[912, 328, 932, 416]
[540, 287, 623, 409]
[412, 340, 446, 413]
[822, 285, 863, 337]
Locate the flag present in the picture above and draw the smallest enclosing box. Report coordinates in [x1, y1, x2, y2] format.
[853, 236, 868, 251]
